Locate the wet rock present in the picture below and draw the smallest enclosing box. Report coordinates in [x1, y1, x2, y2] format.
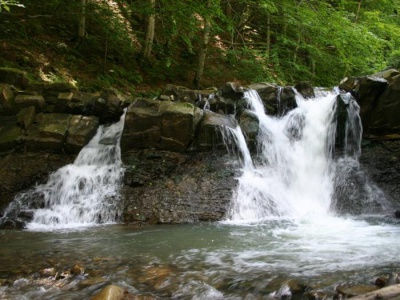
[194, 110, 237, 150]
[386, 273, 400, 286]
[78, 276, 106, 287]
[295, 81, 315, 99]
[138, 264, 178, 290]
[372, 69, 400, 82]
[219, 82, 244, 101]
[247, 82, 278, 115]
[0, 153, 74, 212]
[349, 283, 400, 300]
[91, 284, 127, 300]
[336, 284, 379, 297]
[339, 76, 358, 92]
[304, 290, 331, 300]
[353, 76, 388, 136]
[71, 264, 85, 275]
[122, 150, 235, 224]
[65, 115, 99, 154]
[394, 210, 400, 218]
[39, 267, 57, 277]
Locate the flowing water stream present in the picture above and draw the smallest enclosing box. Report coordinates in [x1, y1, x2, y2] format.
[1, 90, 400, 299]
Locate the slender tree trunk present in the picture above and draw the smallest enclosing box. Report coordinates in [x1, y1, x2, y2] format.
[143, 0, 155, 60]
[78, 0, 86, 38]
[355, 0, 362, 22]
[266, 13, 271, 62]
[193, 0, 212, 89]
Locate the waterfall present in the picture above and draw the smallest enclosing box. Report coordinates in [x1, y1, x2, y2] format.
[225, 89, 388, 222]
[3, 111, 127, 230]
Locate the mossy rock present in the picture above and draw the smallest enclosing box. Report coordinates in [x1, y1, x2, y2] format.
[0, 67, 32, 89]
[0, 125, 22, 152]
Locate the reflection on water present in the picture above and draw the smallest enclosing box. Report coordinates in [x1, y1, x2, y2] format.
[1, 217, 400, 299]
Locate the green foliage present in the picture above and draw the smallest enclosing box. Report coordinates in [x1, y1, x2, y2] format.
[0, 0, 24, 12]
[2, 0, 400, 90]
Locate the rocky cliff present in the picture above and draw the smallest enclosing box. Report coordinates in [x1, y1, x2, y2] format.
[1, 67, 399, 227]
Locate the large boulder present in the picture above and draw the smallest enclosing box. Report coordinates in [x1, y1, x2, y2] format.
[247, 83, 297, 116]
[121, 98, 203, 152]
[353, 76, 388, 133]
[248, 83, 279, 115]
[194, 110, 237, 150]
[24, 113, 99, 153]
[65, 115, 99, 153]
[364, 75, 400, 138]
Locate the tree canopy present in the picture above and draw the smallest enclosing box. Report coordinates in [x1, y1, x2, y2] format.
[0, 0, 399, 90]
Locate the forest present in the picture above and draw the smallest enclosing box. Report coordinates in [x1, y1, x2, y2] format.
[1, 0, 400, 93]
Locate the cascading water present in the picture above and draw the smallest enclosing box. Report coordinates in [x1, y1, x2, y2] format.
[2, 111, 127, 230]
[225, 88, 389, 222]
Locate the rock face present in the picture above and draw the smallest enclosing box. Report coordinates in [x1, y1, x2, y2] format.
[121, 150, 237, 224]
[121, 98, 203, 152]
[1, 66, 400, 225]
[344, 72, 400, 139]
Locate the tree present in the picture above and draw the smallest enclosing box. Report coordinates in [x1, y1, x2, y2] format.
[78, 0, 86, 38]
[142, 0, 155, 61]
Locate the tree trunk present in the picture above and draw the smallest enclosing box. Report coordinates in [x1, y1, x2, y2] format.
[142, 0, 156, 61]
[355, 0, 362, 22]
[193, 0, 212, 89]
[78, 0, 86, 38]
[266, 13, 271, 61]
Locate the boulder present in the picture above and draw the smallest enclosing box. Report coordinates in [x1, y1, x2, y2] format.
[295, 81, 315, 99]
[121, 98, 162, 151]
[336, 284, 379, 297]
[91, 88, 131, 124]
[0, 124, 22, 152]
[14, 94, 45, 111]
[238, 110, 258, 148]
[279, 87, 297, 116]
[0, 84, 15, 114]
[248, 83, 278, 115]
[121, 98, 202, 152]
[161, 102, 203, 151]
[353, 76, 388, 135]
[26, 113, 71, 152]
[65, 115, 99, 154]
[17, 106, 36, 130]
[339, 76, 358, 92]
[219, 81, 244, 100]
[351, 284, 400, 300]
[372, 69, 400, 82]
[364, 75, 400, 138]
[91, 285, 126, 300]
[248, 83, 297, 116]
[0, 67, 30, 89]
[159, 84, 198, 103]
[194, 110, 237, 150]
[55, 91, 96, 115]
